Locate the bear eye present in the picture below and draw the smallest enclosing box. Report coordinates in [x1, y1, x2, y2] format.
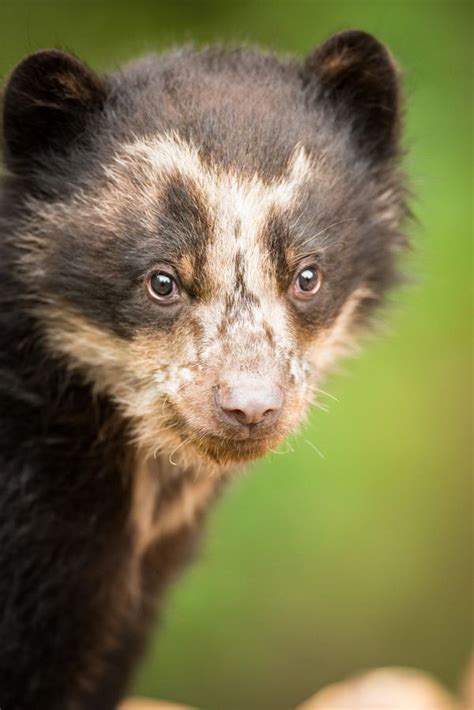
[146, 271, 180, 303]
[293, 265, 323, 299]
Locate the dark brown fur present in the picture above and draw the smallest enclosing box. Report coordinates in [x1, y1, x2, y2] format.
[0, 32, 409, 709]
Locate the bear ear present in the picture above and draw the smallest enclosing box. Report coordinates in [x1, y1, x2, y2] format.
[303, 30, 401, 162]
[2, 50, 107, 172]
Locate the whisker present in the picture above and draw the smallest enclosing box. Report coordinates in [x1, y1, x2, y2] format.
[304, 438, 326, 460]
[312, 386, 339, 402]
[168, 436, 192, 466]
[306, 384, 340, 402]
[152, 424, 181, 459]
[269, 441, 294, 455]
[161, 394, 171, 416]
[295, 218, 357, 253]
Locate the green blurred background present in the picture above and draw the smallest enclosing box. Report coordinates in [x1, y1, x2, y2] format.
[1, 1, 471, 708]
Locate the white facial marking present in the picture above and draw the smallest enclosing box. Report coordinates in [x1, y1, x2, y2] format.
[22, 134, 379, 474]
[122, 131, 311, 289]
[112, 133, 313, 376]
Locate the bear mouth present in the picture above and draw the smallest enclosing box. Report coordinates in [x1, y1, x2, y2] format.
[152, 412, 290, 467]
[192, 430, 285, 464]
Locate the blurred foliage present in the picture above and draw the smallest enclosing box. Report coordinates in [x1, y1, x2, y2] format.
[1, 1, 472, 709]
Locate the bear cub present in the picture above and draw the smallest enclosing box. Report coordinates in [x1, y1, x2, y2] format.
[0, 31, 408, 710]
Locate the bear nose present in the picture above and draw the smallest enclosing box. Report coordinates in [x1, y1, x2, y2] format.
[214, 376, 284, 430]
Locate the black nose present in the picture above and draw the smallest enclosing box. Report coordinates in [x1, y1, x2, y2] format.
[214, 375, 283, 430]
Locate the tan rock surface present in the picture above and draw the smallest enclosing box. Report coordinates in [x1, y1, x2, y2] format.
[119, 699, 194, 710]
[295, 668, 459, 710]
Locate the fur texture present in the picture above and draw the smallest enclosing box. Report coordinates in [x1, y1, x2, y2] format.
[0, 32, 409, 710]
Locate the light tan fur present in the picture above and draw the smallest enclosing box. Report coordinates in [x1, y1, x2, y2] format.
[18, 134, 376, 570]
[132, 456, 216, 557]
[310, 286, 377, 374]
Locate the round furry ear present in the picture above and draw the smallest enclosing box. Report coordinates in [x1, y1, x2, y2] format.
[2, 50, 107, 172]
[303, 31, 401, 162]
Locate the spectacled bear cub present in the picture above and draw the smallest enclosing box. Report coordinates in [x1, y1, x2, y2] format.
[0, 30, 408, 710]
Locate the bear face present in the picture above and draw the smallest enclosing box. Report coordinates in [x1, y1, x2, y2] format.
[2, 33, 408, 473]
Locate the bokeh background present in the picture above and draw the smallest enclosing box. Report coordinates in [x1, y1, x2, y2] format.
[1, 1, 471, 708]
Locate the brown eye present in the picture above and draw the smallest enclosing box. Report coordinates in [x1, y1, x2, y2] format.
[147, 271, 179, 302]
[293, 265, 323, 299]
